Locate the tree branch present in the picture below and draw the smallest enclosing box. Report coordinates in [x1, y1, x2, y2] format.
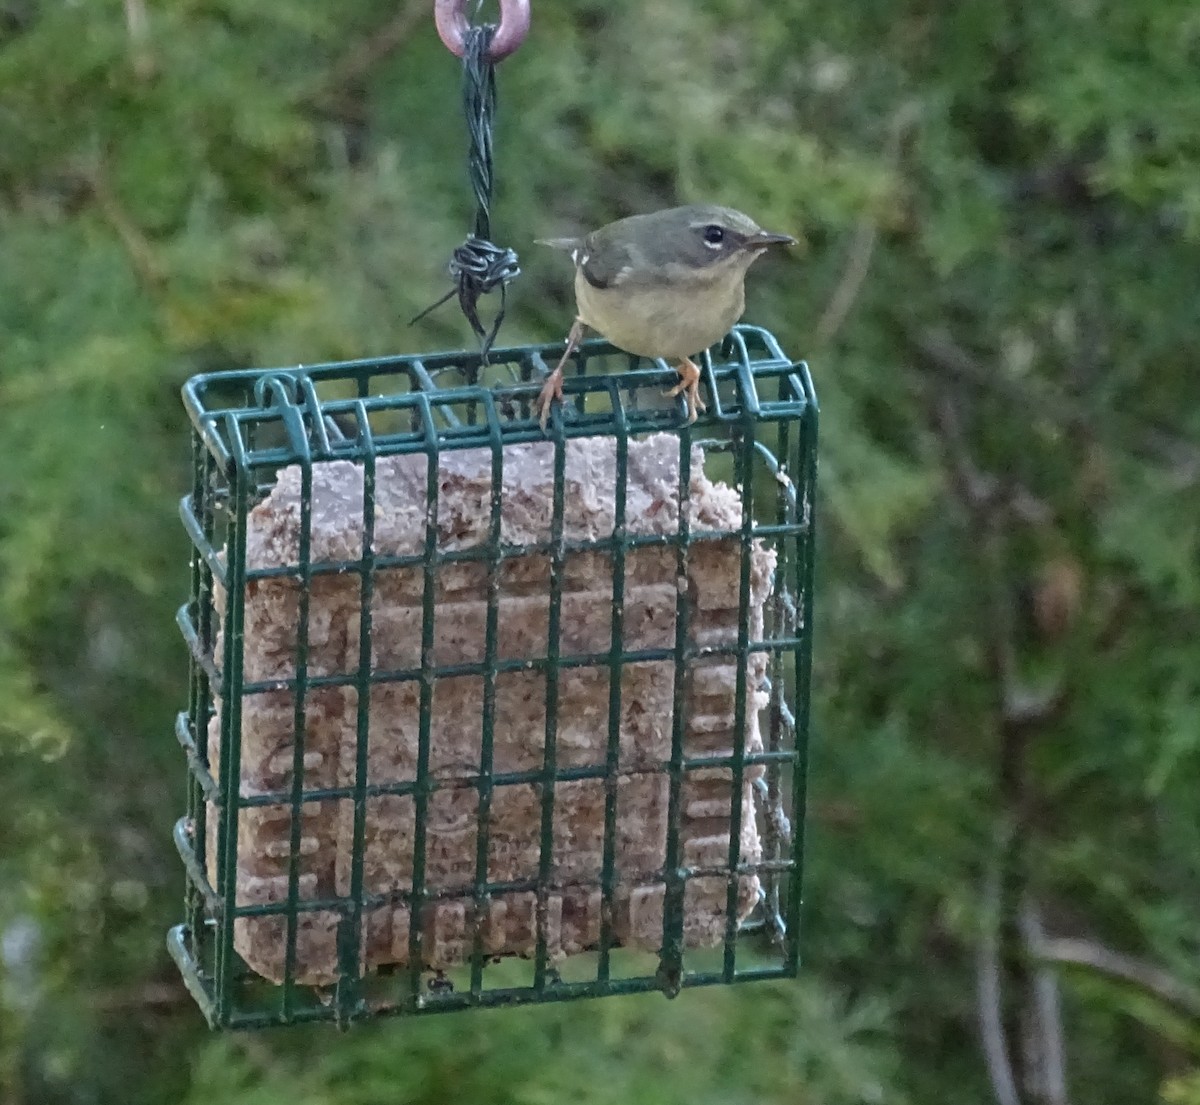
[319, 0, 429, 99]
[1020, 903, 1070, 1105]
[83, 159, 166, 293]
[122, 0, 155, 81]
[1035, 936, 1200, 1020]
[978, 852, 1024, 1105]
[814, 101, 920, 348]
[912, 327, 1200, 484]
[90, 980, 190, 1012]
[930, 393, 1054, 531]
[931, 387, 1072, 1105]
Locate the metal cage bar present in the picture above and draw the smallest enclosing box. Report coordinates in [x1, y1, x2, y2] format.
[281, 397, 314, 1016]
[722, 414, 756, 982]
[658, 431, 692, 996]
[786, 387, 819, 974]
[533, 426, 568, 992]
[598, 379, 629, 982]
[407, 397, 442, 1006]
[470, 393, 505, 998]
[214, 414, 251, 1025]
[338, 399, 378, 1024]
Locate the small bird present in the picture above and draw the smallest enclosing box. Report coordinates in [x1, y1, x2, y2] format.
[535, 204, 795, 428]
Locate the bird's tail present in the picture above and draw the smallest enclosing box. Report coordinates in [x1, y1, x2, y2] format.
[534, 236, 583, 252]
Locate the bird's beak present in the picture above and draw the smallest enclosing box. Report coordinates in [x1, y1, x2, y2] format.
[746, 230, 797, 250]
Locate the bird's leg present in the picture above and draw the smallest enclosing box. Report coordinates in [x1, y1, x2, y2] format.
[664, 357, 707, 424]
[537, 316, 585, 431]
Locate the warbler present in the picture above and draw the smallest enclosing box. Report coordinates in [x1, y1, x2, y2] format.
[535, 204, 795, 428]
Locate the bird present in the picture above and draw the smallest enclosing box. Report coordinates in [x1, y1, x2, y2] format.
[535, 204, 795, 429]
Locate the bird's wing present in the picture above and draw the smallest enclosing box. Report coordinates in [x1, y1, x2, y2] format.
[535, 230, 635, 289]
[575, 227, 636, 290]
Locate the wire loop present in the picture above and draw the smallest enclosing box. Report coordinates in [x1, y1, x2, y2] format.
[412, 25, 520, 364]
[435, 0, 530, 61]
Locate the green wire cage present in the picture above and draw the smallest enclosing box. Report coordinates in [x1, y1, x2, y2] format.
[170, 324, 817, 1029]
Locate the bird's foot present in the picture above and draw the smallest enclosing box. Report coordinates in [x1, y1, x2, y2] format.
[537, 317, 585, 432]
[536, 366, 564, 431]
[663, 358, 706, 424]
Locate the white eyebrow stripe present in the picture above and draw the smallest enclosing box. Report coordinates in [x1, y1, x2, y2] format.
[688, 219, 759, 234]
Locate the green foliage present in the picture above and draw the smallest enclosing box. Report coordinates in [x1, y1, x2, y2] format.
[179, 981, 899, 1105]
[2, 0, 1198, 1102]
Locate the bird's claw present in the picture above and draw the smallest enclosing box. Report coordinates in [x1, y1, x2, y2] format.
[663, 360, 706, 424]
[536, 367, 564, 431]
[538, 318, 584, 433]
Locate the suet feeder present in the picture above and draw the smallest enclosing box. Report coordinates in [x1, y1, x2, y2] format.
[169, 328, 817, 1028]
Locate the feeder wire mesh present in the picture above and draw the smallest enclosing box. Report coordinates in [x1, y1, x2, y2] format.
[171, 327, 816, 1028]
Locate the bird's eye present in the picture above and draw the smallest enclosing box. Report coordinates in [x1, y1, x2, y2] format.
[702, 225, 725, 245]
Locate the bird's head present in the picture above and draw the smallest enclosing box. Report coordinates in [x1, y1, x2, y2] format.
[632, 204, 796, 282]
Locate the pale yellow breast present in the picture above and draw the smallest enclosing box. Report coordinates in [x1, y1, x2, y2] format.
[574, 266, 747, 361]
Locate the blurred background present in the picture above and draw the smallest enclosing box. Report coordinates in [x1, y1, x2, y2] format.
[2, 0, 1199, 1102]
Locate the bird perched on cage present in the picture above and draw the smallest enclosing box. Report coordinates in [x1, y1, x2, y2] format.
[535, 204, 795, 429]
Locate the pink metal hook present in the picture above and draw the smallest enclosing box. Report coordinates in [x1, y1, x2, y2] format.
[435, 0, 530, 62]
